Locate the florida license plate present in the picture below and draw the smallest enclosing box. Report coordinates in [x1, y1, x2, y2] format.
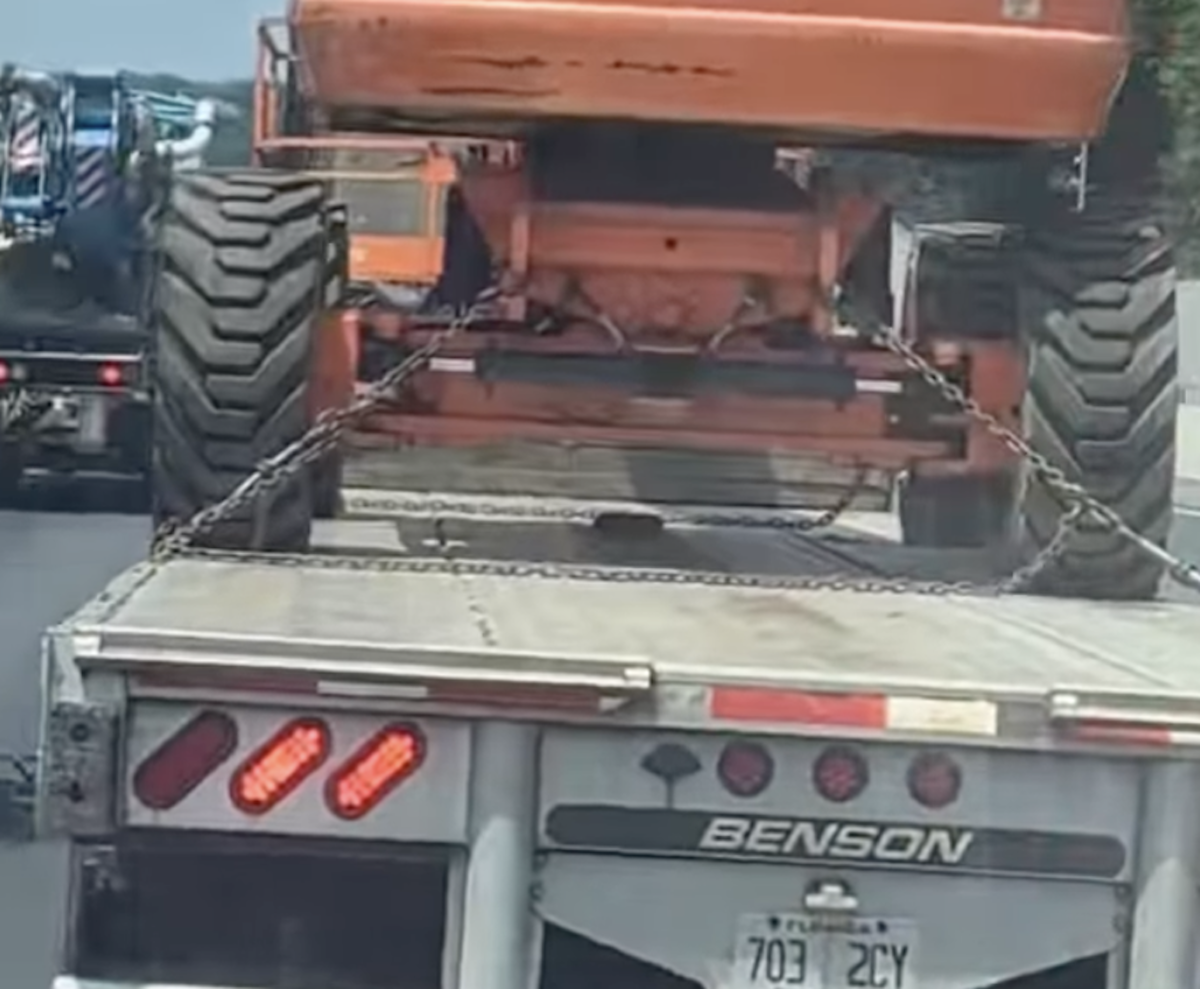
[731, 913, 918, 989]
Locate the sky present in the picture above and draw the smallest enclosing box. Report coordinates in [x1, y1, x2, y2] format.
[4, 0, 280, 80]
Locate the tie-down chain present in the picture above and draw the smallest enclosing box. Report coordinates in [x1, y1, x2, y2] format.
[148, 288, 1200, 598]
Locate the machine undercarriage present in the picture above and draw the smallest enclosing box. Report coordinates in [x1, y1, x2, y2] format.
[141, 0, 1176, 602]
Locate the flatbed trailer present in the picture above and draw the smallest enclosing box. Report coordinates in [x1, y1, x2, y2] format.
[27, 501, 1200, 989]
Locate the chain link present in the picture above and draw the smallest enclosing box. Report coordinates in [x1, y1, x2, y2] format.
[343, 475, 868, 534]
[870, 326, 1200, 594]
[149, 282, 1200, 598]
[149, 291, 500, 561]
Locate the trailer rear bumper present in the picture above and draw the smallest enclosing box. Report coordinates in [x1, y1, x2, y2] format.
[294, 1, 1126, 142]
[1, 388, 149, 491]
[35, 702, 1200, 989]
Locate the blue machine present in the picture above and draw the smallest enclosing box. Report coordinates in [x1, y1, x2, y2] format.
[0, 66, 218, 318]
[0, 66, 222, 500]
[0, 67, 215, 233]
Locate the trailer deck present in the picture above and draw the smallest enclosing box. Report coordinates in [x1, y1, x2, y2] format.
[55, 498, 1200, 748]
[34, 501, 1200, 989]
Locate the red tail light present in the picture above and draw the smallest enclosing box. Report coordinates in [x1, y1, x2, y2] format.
[326, 723, 426, 820]
[813, 745, 869, 803]
[230, 717, 330, 815]
[716, 740, 775, 798]
[0, 361, 9, 384]
[132, 710, 238, 811]
[98, 362, 125, 387]
[907, 751, 962, 809]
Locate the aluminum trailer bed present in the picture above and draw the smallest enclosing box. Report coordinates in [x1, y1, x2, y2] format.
[33, 502, 1200, 989]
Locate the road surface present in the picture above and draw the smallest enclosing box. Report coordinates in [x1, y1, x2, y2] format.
[0, 499, 1199, 984]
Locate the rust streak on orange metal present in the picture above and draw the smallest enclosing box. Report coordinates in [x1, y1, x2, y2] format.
[310, 310, 361, 422]
[292, 0, 1126, 142]
[909, 340, 1024, 477]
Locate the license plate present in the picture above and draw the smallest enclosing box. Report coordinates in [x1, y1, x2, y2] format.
[731, 913, 918, 989]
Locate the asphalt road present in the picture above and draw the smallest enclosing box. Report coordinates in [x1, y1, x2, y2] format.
[0, 500, 1199, 984]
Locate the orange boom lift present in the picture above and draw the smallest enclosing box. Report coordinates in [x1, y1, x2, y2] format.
[146, 0, 1175, 600]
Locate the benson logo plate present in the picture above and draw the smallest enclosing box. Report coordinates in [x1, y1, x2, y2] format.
[543, 805, 1127, 879]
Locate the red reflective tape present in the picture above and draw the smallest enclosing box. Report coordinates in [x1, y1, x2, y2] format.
[134, 670, 322, 694]
[1065, 721, 1173, 746]
[710, 687, 888, 727]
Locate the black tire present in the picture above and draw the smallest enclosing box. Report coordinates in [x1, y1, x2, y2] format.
[148, 170, 329, 552]
[1014, 187, 1177, 600]
[312, 449, 344, 519]
[898, 473, 1012, 549]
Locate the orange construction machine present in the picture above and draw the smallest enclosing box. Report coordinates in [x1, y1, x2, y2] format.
[253, 18, 458, 294]
[145, 0, 1174, 601]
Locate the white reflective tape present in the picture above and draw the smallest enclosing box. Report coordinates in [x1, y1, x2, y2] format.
[885, 696, 998, 736]
[855, 379, 902, 394]
[317, 680, 430, 700]
[54, 978, 240, 989]
[428, 357, 475, 373]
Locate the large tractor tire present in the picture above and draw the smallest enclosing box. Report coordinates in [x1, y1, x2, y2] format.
[896, 62, 1177, 600]
[896, 199, 1177, 597]
[148, 171, 330, 552]
[1014, 185, 1177, 600]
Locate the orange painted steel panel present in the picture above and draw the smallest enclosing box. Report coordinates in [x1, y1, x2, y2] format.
[916, 339, 1024, 476]
[461, 166, 880, 331]
[349, 234, 447, 283]
[310, 310, 361, 420]
[349, 414, 950, 466]
[292, 0, 1127, 141]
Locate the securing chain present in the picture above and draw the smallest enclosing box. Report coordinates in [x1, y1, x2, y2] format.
[149, 289, 501, 560]
[344, 474, 868, 533]
[149, 278, 1200, 597]
[870, 326, 1200, 594]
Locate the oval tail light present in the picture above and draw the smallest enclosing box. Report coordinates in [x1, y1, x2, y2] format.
[230, 717, 331, 815]
[325, 722, 427, 820]
[132, 710, 238, 811]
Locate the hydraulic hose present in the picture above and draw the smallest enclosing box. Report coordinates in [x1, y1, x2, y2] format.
[0, 64, 62, 107]
[156, 98, 216, 171]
